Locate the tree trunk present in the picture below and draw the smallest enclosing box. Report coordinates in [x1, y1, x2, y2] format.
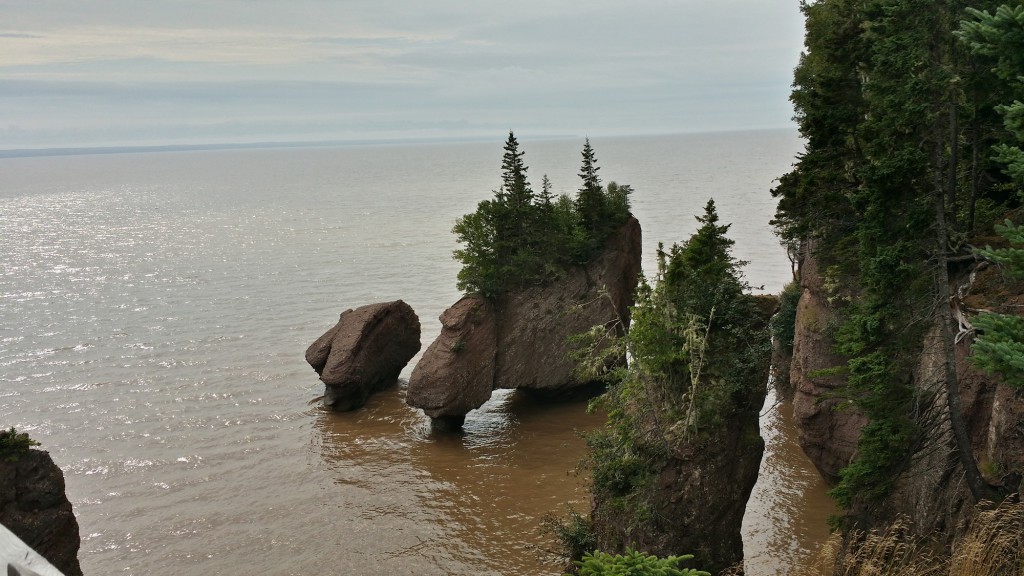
[948, 97, 959, 228]
[933, 178, 995, 504]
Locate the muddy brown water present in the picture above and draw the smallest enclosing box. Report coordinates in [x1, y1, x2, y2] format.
[1, 131, 835, 574]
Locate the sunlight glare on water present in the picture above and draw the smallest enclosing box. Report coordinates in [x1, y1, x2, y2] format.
[0, 131, 829, 575]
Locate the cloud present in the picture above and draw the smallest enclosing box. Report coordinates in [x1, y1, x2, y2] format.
[0, 0, 804, 148]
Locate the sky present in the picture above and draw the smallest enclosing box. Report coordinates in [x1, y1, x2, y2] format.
[0, 0, 806, 149]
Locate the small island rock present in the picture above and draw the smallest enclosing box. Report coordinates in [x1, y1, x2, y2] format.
[407, 217, 641, 426]
[0, 441, 83, 576]
[306, 300, 421, 411]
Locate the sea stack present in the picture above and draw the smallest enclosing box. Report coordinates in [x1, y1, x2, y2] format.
[406, 217, 642, 426]
[306, 300, 421, 411]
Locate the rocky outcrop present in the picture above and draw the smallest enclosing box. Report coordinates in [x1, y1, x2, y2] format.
[407, 217, 642, 424]
[882, 262, 1024, 539]
[0, 445, 82, 576]
[404, 296, 496, 429]
[590, 294, 776, 574]
[306, 300, 421, 411]
[789, 242, 1024, 540]
[790, 240, 867, 482]
[591, 416, 766, 574]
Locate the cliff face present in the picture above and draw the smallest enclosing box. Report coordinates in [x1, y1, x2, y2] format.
[0, 447, 83, 576]
[590, 408, 766, 573]
[590, 294, 776, 574]
[406, 217, 642, 424]
[790, 244, 1024, 538]
[790, 241, 867, 483]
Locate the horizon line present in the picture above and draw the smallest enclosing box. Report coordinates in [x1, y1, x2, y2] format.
[0, 126, 796, 160]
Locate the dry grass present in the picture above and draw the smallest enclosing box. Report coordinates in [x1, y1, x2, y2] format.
[789, 499, 1024, 576]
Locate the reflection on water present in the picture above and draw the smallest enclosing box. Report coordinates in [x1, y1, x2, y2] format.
[744, 389, 835, 575]
[0, 132, 825, 575]
[313, 382, 835, 576]
[313, 384, 603, 576]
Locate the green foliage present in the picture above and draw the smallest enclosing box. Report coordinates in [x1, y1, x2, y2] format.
[576, 199, 771, 561]
[543, 509, 597, 563]
[980, 220, 1024, 276]
[829, 417, 919, 509]
[771, 0, 1022, 515]
[973, 311, 1024, 387]
[771, 280, 802, 355]
[960, 3, 1024, 190]
[570, 549, 710, 576]
[962, 5, 1024, 391]
[450, 337, 466, 353]
[452, 133, 632, 298]
[0, 427, 40, 462]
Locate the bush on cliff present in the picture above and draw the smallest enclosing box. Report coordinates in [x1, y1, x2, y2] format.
[573, 199, 772, 571]
[0, 427, 40, 462]
[452, 132, 631, 299]
[771, 280, 801, 357]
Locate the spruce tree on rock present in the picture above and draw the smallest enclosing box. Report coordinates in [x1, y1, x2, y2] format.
[576, 139, 608, 248]
[501, 131, 533, 209]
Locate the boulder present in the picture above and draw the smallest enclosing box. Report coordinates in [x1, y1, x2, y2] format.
[407, 217, 642, 425]
[0, 444, 82, 576]
[306, 300, 421, 411]
[405, 296, 496, 422]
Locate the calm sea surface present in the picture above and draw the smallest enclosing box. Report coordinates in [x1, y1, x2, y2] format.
[0, 130, 832, 575]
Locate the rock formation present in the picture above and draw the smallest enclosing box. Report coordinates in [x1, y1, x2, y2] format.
[0, 443, 82, 576]
[407, 217, 642, 425]
[589, 294, 776, 574]
[403, 296, 496, 429]
[306, 300, 421, 411]
[790, 240, 867, 482]
[789, 241, 1024, 539]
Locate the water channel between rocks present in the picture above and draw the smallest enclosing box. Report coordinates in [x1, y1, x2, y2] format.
[0, 131, 833, 574]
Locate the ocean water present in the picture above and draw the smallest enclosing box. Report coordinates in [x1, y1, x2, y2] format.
[0, 130, 832, 575]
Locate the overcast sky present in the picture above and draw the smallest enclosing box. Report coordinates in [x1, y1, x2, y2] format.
[0, 0, 805, 149]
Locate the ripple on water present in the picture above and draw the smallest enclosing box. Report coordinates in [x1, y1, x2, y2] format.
[0, 133, 828, 576]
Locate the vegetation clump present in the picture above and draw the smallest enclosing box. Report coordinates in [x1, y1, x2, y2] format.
[0, 427, 40, 462]
[771, 0, 1024, 520]
[569, 549, 710, 576]
[793, 499, 1024, 576]
[770, 280, 801, 358]
[571, 199, 771, 571]
[452, 133, 632, 299]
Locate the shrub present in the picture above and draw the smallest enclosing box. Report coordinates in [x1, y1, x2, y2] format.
[570, 548, 710, 576]
[0, 427, 40, 462]
[771, 280, 801, 354]
[543, 509, 597, 564]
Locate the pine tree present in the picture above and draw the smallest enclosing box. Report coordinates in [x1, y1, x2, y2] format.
[576, 138, 607, 247]
[501, 131, 532, 208]
[539, 174, 554, 206]
[962, 4, 1024, 389]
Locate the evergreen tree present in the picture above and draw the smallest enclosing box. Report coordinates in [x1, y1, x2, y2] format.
[452, 135, 634, 298]
[500, 131, 533, 208]
[540, 174, 554, 206]
[962, 4, 1024, 388]
[576, 138, 608, 247]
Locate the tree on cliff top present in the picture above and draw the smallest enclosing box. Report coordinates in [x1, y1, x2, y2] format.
[578, 199, 770, 572]
[452, 134, 632, 298]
